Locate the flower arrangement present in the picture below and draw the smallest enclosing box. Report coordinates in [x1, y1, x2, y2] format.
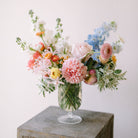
[16, 10, 126, 96]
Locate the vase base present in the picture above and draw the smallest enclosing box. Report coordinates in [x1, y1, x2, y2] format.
[58, 113, 82, 124]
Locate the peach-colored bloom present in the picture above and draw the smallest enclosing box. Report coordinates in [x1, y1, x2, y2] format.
[84, 69, 97, 85]
[84, 75, 97, 85]
[99, 55, 109, 64]
[62, 58, 87, 83]
[72, 42, 92, 59]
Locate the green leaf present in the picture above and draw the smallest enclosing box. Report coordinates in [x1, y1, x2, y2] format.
[96, 70, 99, 81]
[29, 9, 33, 15]
[86, 57, 94, 71]
[56, 18, 61, 23]
[29, 46, 37, 52]
[114, 69, 122, 74]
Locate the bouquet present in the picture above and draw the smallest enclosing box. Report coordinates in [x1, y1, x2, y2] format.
[16, 10, 126, 124]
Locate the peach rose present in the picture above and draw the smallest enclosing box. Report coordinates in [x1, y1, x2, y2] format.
[72, 42, 92, 59]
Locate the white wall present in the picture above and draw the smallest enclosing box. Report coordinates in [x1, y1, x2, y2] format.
[0, 0, 137, 137]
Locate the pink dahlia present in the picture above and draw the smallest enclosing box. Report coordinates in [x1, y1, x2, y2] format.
[100, 43, 112, 60]
[72, 42, 92, 59]
[62, 58, 87, 84]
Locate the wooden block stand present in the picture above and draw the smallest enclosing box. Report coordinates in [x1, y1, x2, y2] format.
[17, 106, 114, 138]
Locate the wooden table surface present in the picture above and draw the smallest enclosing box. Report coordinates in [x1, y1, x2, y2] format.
[17, 106, 114, 138]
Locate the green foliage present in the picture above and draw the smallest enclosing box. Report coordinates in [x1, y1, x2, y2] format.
[114, 69, 122, 74]
[96, 64, 126, 91]
[58, 79, 81, 111]
[54, 18, 63, 43]
[28, 9, 39, 31]
[39, 78, 56, 97]
[29, 46, 37, 52]
[39, 23, 45, 32]
[85, 57, 94, 71]
[16, 37, 28, 50]
[29, 9, 39, 24]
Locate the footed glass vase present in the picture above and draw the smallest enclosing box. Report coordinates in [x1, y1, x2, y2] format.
[58, 79, 82, 124]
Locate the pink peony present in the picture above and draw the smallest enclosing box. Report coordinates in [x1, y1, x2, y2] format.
[100, 43, 112, 60]
[72, 42, 92, 59]
[62, 58, 87, 83]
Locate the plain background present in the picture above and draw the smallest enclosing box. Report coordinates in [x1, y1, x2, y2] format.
[0, 0, 138, 137]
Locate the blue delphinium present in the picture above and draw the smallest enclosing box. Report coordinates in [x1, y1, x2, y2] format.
[85, 34, 100, 51]
[85, 21, 117, 52]
[92, 52, 100, 62]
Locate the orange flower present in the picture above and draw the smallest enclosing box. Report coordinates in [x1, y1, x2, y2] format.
[36, 32, 45, 36]
[51, 55, 60, 62]
[39, 42, 45, 51]
[63, 56, 69, 61]
[112, 55, 117, 64]
[60, 61, 64, 64]
[60, 56, 64, 60]
[45, 53, 53, 59]
[40, 45, 45, 51]
[56, 61, 59, 65]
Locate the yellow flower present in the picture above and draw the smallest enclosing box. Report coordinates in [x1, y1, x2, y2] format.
[112, 55, 117, 64]
[50, 68, 60, 79]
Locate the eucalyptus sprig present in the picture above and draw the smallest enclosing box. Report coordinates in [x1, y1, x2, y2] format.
[29, 9, 39, 31]
[16, 37, 37, 52]
[96, 64, 126, 91]
[16, 37, 28, 51]
[54, 18, 63, 43]
[39, 78, 56, 97]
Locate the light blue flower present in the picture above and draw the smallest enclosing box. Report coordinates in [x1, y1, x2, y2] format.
[85, 21, 117, 52]
[92, 52, 100, 62]
[85, 34, 100, 51]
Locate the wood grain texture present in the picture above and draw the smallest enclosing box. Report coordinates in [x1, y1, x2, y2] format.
[17, 106, 114, 138]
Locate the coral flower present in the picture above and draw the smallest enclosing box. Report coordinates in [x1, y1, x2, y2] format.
[50, 68, 61, 79]
[28, 59, 35, 69]
[62, 58, 87, 84]
[100, 43, 112, 60]
[33, 51, 41, 59]
[51, 55, 60, 62]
